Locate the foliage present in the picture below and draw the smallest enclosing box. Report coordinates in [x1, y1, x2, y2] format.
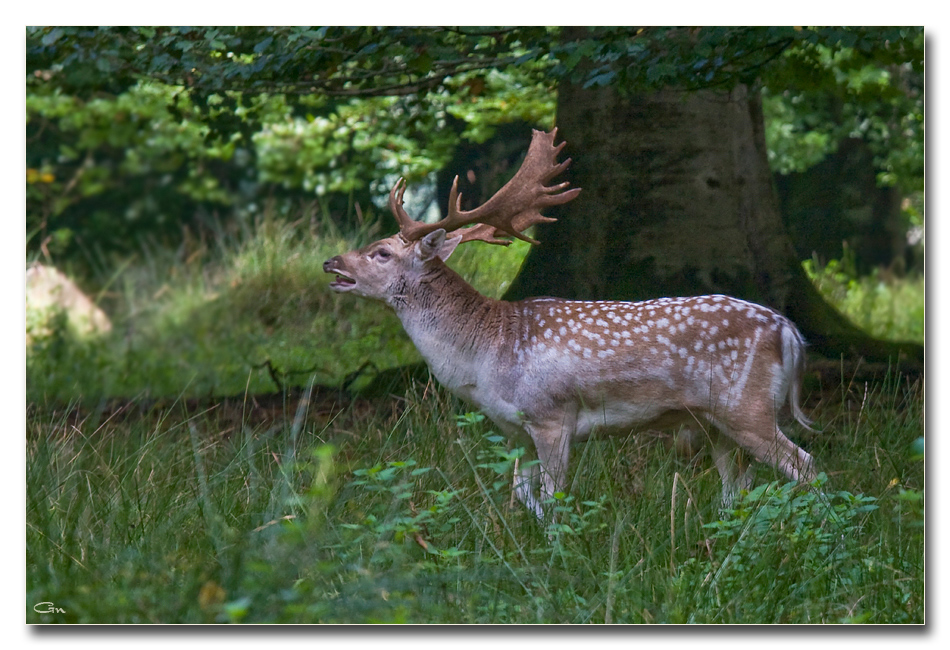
[27, 373, 923, 623]
[553, 27, 920, 95]
[27, 27, 555, 101]
[763, 32, 924, 195]
[665, 476, 885, 623]
[27, 26, 557, 265]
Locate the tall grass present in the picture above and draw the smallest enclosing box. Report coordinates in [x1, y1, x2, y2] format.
[27, 372, 923, 623]
[26, 212, 530, 403]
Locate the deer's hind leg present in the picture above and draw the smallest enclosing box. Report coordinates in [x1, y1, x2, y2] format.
[723, 422, 816, 484]
[708, 432, 755, 506]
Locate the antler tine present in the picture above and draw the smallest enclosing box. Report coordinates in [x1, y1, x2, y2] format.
[455, 223, 512, 246]
[388, 178, 408, 225]
[388, 177, 432, 241]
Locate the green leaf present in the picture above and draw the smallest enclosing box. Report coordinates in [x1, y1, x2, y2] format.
[254, 36, 273, 54]
[41, 27, 64, 46]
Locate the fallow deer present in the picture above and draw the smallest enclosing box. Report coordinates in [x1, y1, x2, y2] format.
[323, 128, 818, 519]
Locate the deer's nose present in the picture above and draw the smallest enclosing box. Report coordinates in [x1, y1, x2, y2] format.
[323, 257, 341, 272]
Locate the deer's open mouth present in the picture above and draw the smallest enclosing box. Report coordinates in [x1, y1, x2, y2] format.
[326, 268, 357, 292]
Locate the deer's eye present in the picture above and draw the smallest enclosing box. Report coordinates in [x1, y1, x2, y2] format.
[372, 248, 392, 261]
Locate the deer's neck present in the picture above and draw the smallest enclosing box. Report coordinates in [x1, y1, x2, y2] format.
[392, 262, 513, 391]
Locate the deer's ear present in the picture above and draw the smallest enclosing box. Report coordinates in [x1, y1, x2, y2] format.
[436, 233, 463, 262]
[417, 229, 461, 262]
[416, 229, 445, 262]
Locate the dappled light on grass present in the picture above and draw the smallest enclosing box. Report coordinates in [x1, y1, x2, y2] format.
[804, 257, 924, 344]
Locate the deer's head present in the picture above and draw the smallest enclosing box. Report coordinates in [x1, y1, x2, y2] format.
[323, 129, 580, 305]
[323, 229, 462, 304]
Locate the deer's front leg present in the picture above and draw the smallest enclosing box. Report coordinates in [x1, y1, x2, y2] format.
[512, 452, 543, 520]
[525, 416, 575, 520]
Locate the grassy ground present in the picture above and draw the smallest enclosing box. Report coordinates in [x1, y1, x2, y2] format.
[26, 219, 925, 623]
[26, 216, 531, 402]
[26, 372, 923, 623]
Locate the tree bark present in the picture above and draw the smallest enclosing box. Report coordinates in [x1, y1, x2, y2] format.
[504, 80, 922, 364]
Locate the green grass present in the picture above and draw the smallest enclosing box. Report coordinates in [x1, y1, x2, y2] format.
[26, 214, 531, 402]
[26, 373, 923, 623]
[804, 257, 925, 344]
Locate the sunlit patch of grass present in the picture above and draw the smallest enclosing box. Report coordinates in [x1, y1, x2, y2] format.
[804, 258, 924, 344]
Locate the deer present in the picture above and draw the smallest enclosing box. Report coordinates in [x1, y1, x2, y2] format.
[323, 128, 818, 520]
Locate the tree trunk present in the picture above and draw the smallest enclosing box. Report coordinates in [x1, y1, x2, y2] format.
[504, 80, 922, 364]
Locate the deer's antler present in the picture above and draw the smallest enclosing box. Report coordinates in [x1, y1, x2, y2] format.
[389, 128, 581, 246]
